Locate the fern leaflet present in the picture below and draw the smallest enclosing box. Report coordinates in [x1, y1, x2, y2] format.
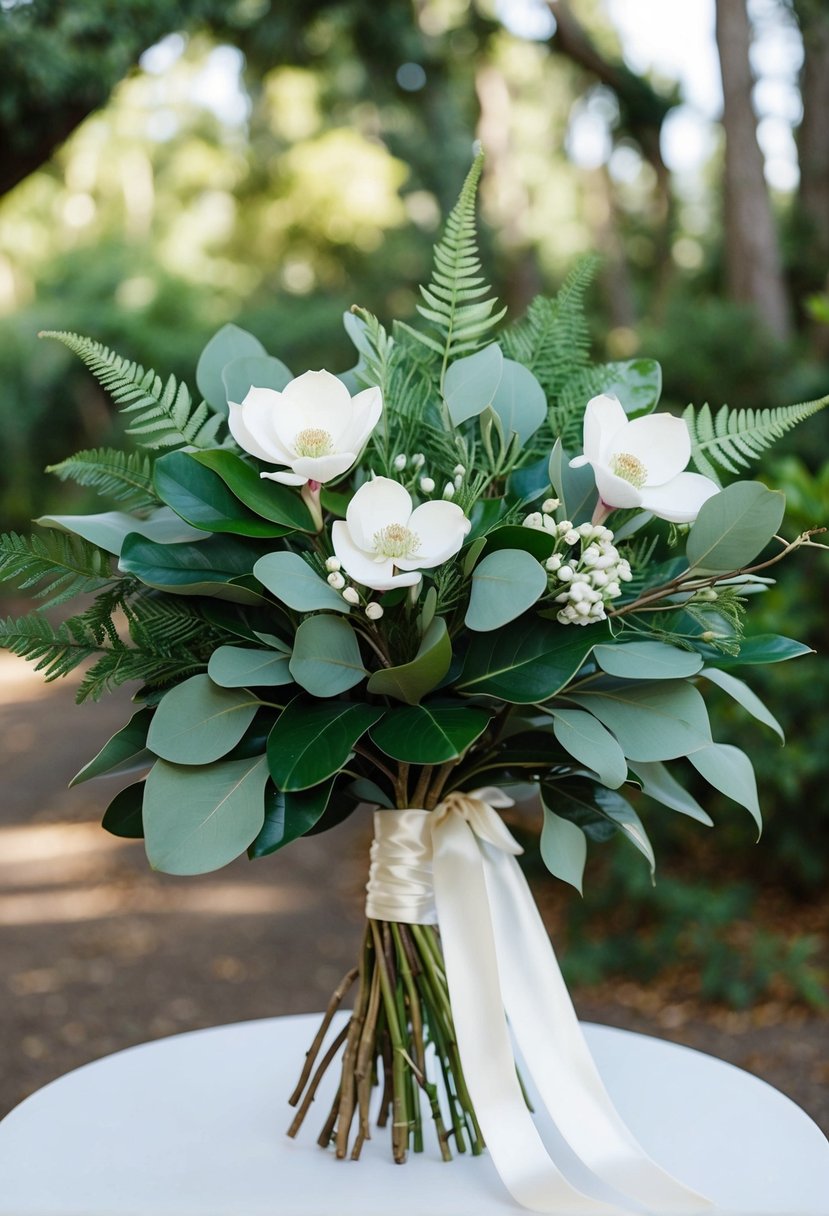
[40, 331, 222, 450]
[0, 531, 114, 608]
[0, 614, 104, 682]
[47, 448, 158, 509]
[684, 395, 829, 483]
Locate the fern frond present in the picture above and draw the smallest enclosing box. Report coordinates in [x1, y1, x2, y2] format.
[47, 448, 158, 509]
[684, 395, 829, 483]
[76, 647, 206, 704]
[124, 594, 222, 654]
[0, 613, 103, 681]
[39, 331, 222, 450]
[0, 531, 114, 608]
[406, 154, 506, 385]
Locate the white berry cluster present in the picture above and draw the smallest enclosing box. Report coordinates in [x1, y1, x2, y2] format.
[522, 503, 633, 626]
[324, 557, 383, 619]
[392, 452, 465, 500]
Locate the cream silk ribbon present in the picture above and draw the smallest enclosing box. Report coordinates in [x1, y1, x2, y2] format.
[365, 790, 713, 1216]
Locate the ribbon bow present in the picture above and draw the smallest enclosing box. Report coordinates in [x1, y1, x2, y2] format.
[367, 790, 711, 1215]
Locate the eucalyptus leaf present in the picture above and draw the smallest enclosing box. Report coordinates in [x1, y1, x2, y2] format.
[540, 799, 587, 894]
[490, 359, 547, 444]
[119, 533, 267, 604]
[552, 782, 655, 876]
[628, 760, 712, 825]
[192, 450, 314, 531]
[506, 456, 550, 506]
[37, 508, 208, 556]
[222, 354, 293, 405]
[465, 548, 547, 631]
[550, 709, 628, 789]
[267, 699, 382, 791]
[458, 617, 600, 703]
[366, 617, 451, 705]
[687, 743, 762, 836]
[700, 634, 813, 668]
[154, 451, 291, 538]
[101, 781, 145, 839]
[248, 779, 334, 858]
[148, 674, 260, 764]
[701, 666, 784, 741]
[443, 343, 503, 426]
[686, 481, 785, 574]
[568, 681, 712, 761]
[71, 708, 154, 786]
[289, 615, 366, 696]
[601, 359, 662, 416]
[593, 641, 703, 681]
[548, 438, 597, 524]
[370, 704, 491, 764]
[253, 551, 348, 613]
[208, 645, 294, 689]
[144, 754, 268, 874]
[196, 323, 266, 415]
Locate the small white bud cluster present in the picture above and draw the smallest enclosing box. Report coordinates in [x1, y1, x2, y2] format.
[522, 510, 633, 626]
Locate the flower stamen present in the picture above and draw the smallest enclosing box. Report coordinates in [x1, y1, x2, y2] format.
[295, 427, 334, 458]
[373, 522, 419, 561]
[610, 451, 647, 488]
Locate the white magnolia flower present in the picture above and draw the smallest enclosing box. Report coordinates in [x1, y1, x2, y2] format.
[570, 394, 719, 523]
[332, 476, 471, 591]
[228, 369, 382, 487]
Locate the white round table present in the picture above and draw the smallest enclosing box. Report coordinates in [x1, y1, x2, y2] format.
[0, 1014, 827, 1216]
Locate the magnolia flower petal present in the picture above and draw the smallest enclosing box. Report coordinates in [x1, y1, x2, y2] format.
[607, 414, 691, 486]
[260, 469, 307, 486]
[332, 521, 421, 591]
[340, 385, 383, 452]
[584, 394, 629, 464]
[229, 393, 293, 465]
[400, 500, 471, 569]
[291, 452, 357, 484]
[594, 464, 645, 510]
[345, 476, 413, 553]
[278, 369, 354, 446]
[639, 472, 720, 523]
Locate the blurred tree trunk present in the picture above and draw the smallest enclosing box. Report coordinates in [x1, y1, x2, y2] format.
[793, 0, 829, 279]
[714, 0, 793, 341]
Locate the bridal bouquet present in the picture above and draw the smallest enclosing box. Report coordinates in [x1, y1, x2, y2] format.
[2, 155, 825, 1211]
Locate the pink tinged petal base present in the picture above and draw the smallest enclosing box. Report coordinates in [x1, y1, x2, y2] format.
[639, 472, 720, 523]
[607, 414, 691, 486]
[398, 500, 471, 570]
[331, 521, 421, 591]
[346, 477, 413, 553]
[593, 465, 645, 511]
[583, 394, 629, 464]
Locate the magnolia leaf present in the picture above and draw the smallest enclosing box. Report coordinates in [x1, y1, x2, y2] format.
[367, 617, 451, 705]
[491, 358, 547, 445]
[370, 704, 491, 764]
[71, 708, 154, 786]
[569, 681, 712, 761]
[38, 508, 208, 556]
[628, 760, 712, 825]
[685, 481, 785, 574]
[119, 533, 267, 604]
[458, 617, 600, 703]
[465, 548, 547, 631]
[701, 666, 784, 741]
[208, 645, 294, 689]
[267, 699, 382, 791]
[148, 674, 260, 764]
[154, 451, 291, 539]
[687, 743, 762, 836]
[481, 525, 556, 562]
[144, 754, 268, 874]
[593, 641, 703, 680]
[540, 798, 587, 894]
[601, 358, 662, 417]
[289, 615, 366, 697]
[196, 323, 266, 415]
[248, 779, 334, 858]
[101, 781, 145, 839]
[192, 450, 314, 531]
[443, 343, 503, 426]
[550, 709, 628, 789]
[253, 551, 348, 613]
[702, 634, 813, 668]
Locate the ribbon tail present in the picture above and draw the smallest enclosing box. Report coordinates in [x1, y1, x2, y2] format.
[433, 813, 635, 1215]
[482, 843, 712, 1215]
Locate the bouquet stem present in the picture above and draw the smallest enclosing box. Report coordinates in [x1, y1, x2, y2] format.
[287, 919, 484, 1163]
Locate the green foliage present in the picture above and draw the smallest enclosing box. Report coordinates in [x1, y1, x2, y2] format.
[46, 448, 158, 510]
[0, 612, 103, 682]
[684, 396, 829, 484]
[39, 331, 222, 450]
[0, 529, 113, 607]
[401, 153, 506, 381]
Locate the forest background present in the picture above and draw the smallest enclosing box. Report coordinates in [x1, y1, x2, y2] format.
[1, 0, 828, 1033]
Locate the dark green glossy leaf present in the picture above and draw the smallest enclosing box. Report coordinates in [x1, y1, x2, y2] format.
[544, 780, 655, 875]
[71, 707, 154, 786]
[506, 455, 550, 505]
[119, 533, 268, 604]
[480, 524, 556, 561]
[466, 496, 508, 541]
[367, 617, 451, 705]
[548, 438, 597, 525]
[248, 779, 334, 858]
[267, 699, 382, 791]
[457, 617, 601, 703]
[102, 781, 145, 839]
[370, 704, 491, 764]
[192, 449, 314, 531]
[154, 451, 291, 539]
[695, 634, 813, 668]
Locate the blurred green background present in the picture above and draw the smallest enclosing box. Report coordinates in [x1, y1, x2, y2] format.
[1, 0, 827, 1007]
